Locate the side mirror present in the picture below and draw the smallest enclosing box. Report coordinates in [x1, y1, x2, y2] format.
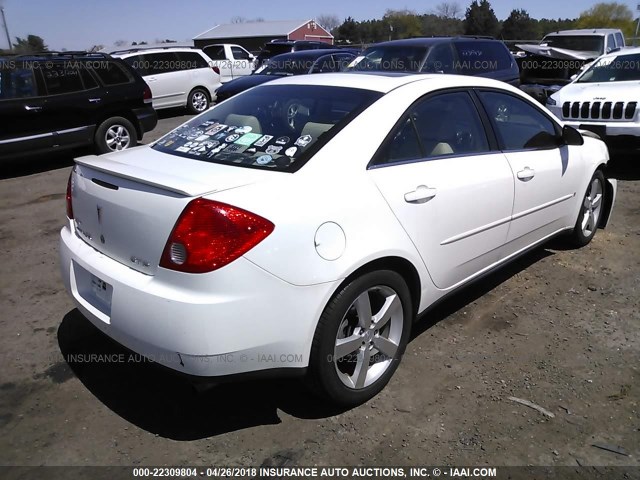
[562, 125, 584, 146]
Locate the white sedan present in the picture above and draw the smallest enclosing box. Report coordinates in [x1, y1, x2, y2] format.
[60, 73, 616, 406]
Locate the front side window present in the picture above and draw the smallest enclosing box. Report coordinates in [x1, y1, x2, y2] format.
[140, 52, 180, 75]
[478, 91, 559, 150]
[0, 67, 38, 99]
[577, 53, 640, 83]
[152, 85, 381, 171]
[41, 63, 84, 95]
[375, 91, 489, 166]
[231, 47, 250, 60]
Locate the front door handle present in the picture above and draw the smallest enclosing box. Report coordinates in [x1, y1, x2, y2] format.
[404, 185, 437, 204]
[89, 98, 102, 103]
[517, 167, 535, 181]
[24, 105, 42, 112]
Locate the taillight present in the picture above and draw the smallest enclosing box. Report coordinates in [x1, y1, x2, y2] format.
[143, 84, 152, 104]
[212, 66, 220, 75]
[66, 171, 74, 219]
[160, 198, 274, 273]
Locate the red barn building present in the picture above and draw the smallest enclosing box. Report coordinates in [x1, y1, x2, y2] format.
[193, 19, 334, 53]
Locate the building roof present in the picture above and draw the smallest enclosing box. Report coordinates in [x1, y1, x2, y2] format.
[194, 20, 318, 40]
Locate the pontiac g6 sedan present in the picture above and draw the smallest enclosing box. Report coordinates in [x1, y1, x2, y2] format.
[60, 73, 616, 406]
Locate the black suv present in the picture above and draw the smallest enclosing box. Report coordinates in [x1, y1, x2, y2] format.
[346, 37, 520, 85]
[0, 52, 157, 160]
[254, 40, 335, 69]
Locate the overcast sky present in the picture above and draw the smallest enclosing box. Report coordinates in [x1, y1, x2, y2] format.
[1, 0, 638, 50]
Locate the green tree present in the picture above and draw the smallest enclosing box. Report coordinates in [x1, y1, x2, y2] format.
[383, 9, 423, 39]
[421, 13, 464, 36]
[463, 0, 500, 38]
[12, 35, 48, 54]
[501, 9, 540, 40]
[335, 16, 359, 43]
[576, 2, 635, 37]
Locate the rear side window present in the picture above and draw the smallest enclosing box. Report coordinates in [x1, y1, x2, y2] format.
[375, 91, 489, 165]
[203, 46, 225, 60]
[615, 32, 624, 48]
[422, 43, 455, 73]
[0, 67, 38, 99]
[453, 41, 512, 73]
[92, 61, 131, 85]
[478, 91, 558, 150]
[42, 63, 84, 95]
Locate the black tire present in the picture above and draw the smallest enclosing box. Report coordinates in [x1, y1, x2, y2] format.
[94, 117, 137, 154]
[187, 88, 210, 114]
[307, 270, 413, 406]
[567, 169, 606, 247]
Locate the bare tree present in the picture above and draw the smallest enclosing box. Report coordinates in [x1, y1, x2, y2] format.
[88, 44, 105, 52]
[317, 14, 340, 32]
[231, 16, 246, 24]
[435, 2, 462, 19]
[114, 39, 128, 47]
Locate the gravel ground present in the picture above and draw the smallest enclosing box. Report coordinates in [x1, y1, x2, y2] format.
[0, 113, 638, 471]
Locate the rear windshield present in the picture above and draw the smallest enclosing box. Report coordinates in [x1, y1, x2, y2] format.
[453, 41, 512, 73]
[152, 84, 382, 172]
[577, 53, 640, 83]
[260, 43, 292, 57]
[347, 46, 428, 72]
[542, 35, 604, 55]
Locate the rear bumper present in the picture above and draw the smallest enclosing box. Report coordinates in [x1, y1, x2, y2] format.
[132, 106, 158, 137]
[59, 223, 337, 378]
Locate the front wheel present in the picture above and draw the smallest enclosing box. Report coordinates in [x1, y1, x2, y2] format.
[95, 117, 137, 154]
[187, 88, 210, 114]
[307, 270, 412, 406]
[567, 170, 606, 247]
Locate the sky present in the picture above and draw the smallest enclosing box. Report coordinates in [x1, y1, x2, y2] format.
[1, 0, 638, 50]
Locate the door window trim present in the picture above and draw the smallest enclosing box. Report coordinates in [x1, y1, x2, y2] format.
[368, 87, 497, 169]
[473, 87, 564, 153]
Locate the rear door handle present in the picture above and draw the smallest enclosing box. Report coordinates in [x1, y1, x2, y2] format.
[89, 98, 102, 103]
[24, 105, 42, 112]
[517, 167, 535, 181]
[404, 185, 437, 204]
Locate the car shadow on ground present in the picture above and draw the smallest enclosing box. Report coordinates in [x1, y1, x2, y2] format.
[1, 151, 78, 180]
[57, 310, 348, 440]
[410, 247, 554, 339]
[57, 246, 557, 440]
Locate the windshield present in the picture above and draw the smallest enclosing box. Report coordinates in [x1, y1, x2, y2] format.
[542, 35, 604, 55]
[577, 53, 640, 83]
[152, 84, 382, 172]
[346, 46, 428, 72]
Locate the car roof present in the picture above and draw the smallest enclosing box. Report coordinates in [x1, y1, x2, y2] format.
[544, 29, 621, 37]
[112, 47, 204, 57]
[366, 37, 498, 48]
[259, 71, 518, 94]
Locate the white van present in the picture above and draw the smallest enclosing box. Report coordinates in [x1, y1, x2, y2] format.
[113, 47, 222, 113]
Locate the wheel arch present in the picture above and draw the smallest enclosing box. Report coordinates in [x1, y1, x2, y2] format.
[334, 256, 422, 318]
[597, 163, 617, 229]
[96, 111, 142, 139]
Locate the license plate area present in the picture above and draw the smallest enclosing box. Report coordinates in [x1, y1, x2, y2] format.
[579, 124, 606, 139]
[73, 261, 113, 318]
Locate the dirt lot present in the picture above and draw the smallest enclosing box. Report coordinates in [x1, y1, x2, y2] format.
[0, 114, 638, 471]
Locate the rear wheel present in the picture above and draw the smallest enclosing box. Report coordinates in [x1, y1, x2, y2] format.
[95, 117, 137, 154]
[187, 88, 210, 114]
[308, 270, 412, 406]
[567, 170, 605, 247]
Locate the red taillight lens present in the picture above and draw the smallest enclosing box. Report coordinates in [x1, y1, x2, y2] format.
[66, 171, 74, 219]
[160, 198, 274, 274]
[143, 84, 152, 103]
[212, 66, 220, 75]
